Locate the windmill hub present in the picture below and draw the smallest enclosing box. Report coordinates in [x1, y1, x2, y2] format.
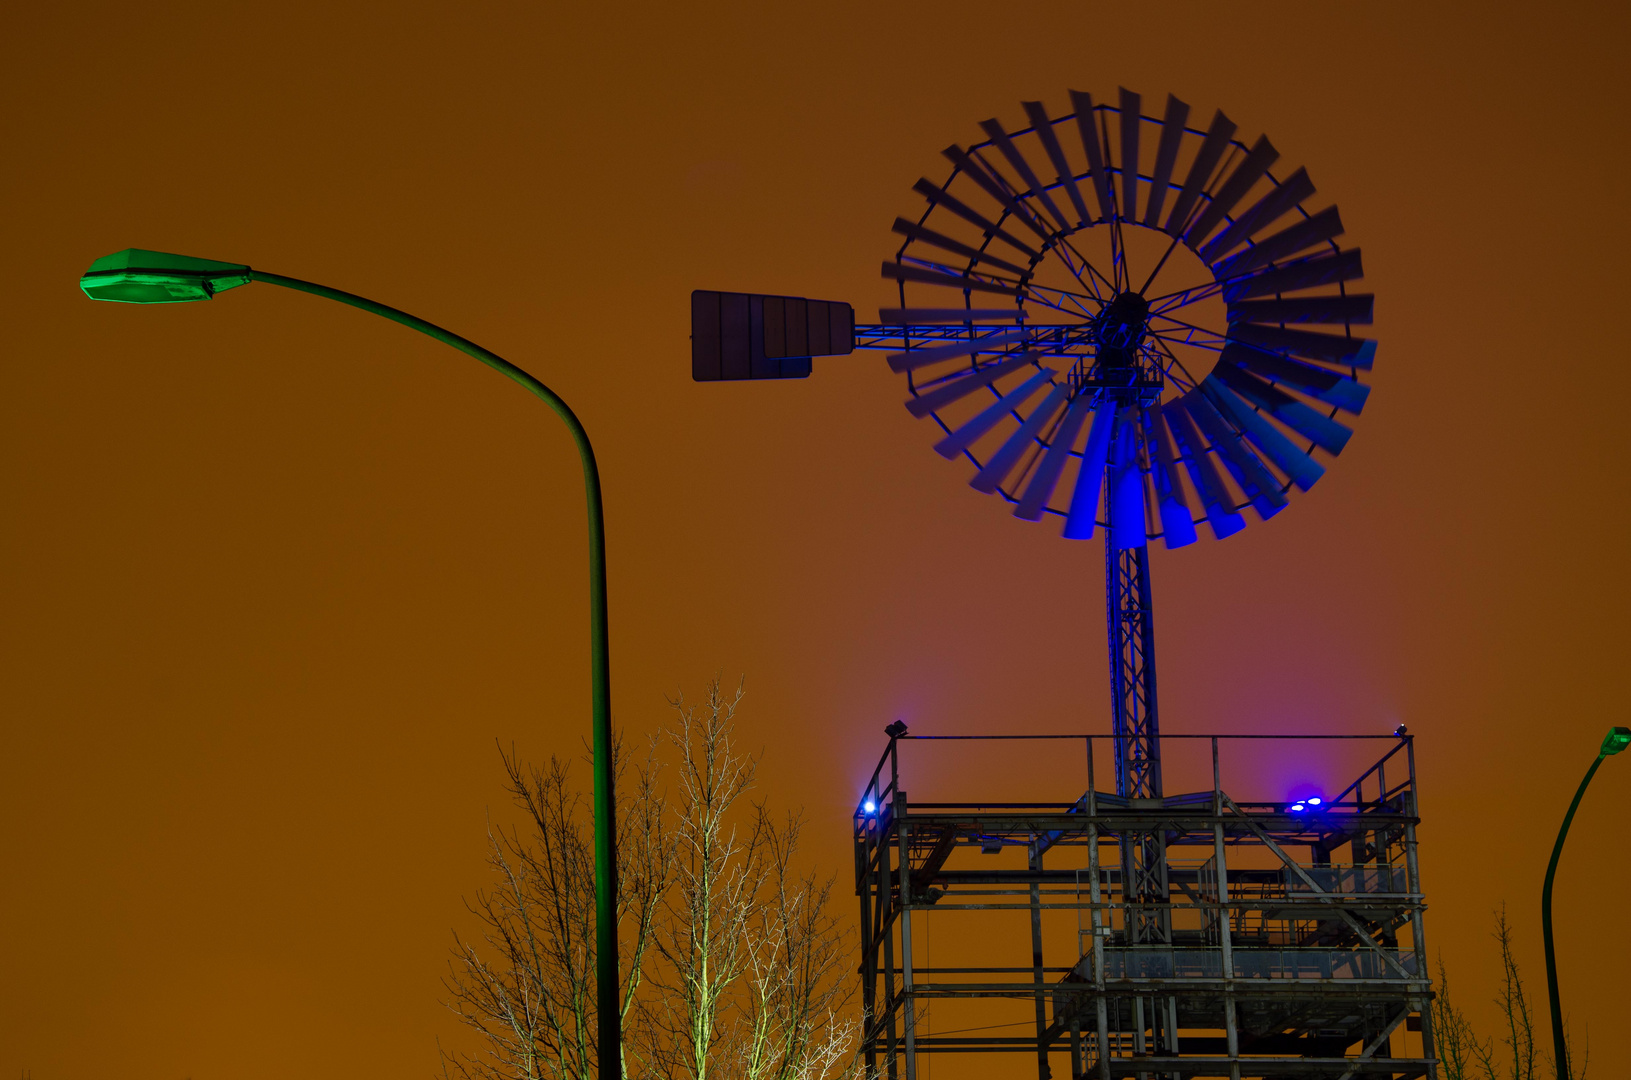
[1091, 290, 1150, 362]
[1082, 289, 1155, 397]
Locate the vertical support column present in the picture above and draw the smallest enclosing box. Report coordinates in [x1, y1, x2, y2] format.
[1132, 998, 1148, 1080]
[1212, 822, 1240, 1080]
[1402, 738, 1438, 1079]
[881, 819, 898, 1080]
[1212, 739, 1240, 1080]
[1030, 844, 1051, 1080]
[857, 820, 878, 1080]
[1088, 822, 1111, 1080]
[1107, 538, 1170, 946]
[894, 790, 918, 1080]
[1105, 540, 1162, 799]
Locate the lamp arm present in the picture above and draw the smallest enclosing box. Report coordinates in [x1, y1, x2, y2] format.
[247, 269, 621, 1077]
[1540, 752, 1603, 1080]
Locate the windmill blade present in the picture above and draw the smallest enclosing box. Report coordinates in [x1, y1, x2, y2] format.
[1165, 109, 1236, 236]
[1142, 406, 1197, 548]
[978, 119, 1072, 232]
[943, 144, 1053, 241]
[1141, 94, 1189, 228]
[1225, 346, 1370, 414]
[1181, 388, 1287, 520]
[1108, 406, 1148, 550]
[882, 260, 1022, 298]
[1184, 135, 1280, 248]
[1228, 294, 1373, 326]
[934, 368, 1056, 458]
[1215, 206, 1344, 278]
[1062, 396, 1117, 539]
[892, 217, 1031, 276]
[1223, 248, 1364, 302]
[1201, 374, 1325, 491]
[906, 352, 1037, 417]
[913, 178, 1041, 259]
[1068, 89, 1117, 222]
[1214, 358, 1354, 453]
[971, 383, 1071, 493]
[1022, 100, 1091, 225]
[888, 326, 1030, 373]
[881, 308, 1030, 325]
[1118, 87, 1142, 224]
[1014, 394, 1094, 520]
[1229, 322, 1376, 368]
[1162, 400, 1245, 539]
[1197, 167, 1315, 264]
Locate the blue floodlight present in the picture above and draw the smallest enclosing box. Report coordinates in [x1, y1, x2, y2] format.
[1287, 783, 1326, 814]
[863, 799, 877, 815]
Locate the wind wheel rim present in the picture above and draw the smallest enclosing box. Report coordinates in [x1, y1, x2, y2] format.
[878, 88, 1374, 548]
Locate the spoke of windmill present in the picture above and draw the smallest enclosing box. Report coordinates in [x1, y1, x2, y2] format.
[1148, 337, 1197, 390]
[1055, 234, 1117, 300]
[1154, 350, 1198, 393]
[1150, 336, 1207, 397]
[1148, 332, 1226, 353]
[1045, 242, 1096, 297]
[1047, 240, 1105, 303]
[1140, 140, 1248, 300]
[1023, 278, 1100, 319]
[1023, 289, 1097, 321]
[1137, 229, 1187, 297]
[1110, 208, 1126, 292]
[1098, 108, 1128, 292]
[1148, 282, 1225, 312]
[992, 274, 1104, 307]
[1149, 311, 1229, 342]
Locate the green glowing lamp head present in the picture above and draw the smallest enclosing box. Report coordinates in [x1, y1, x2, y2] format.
[79, 249, 252, 304]
[1602, 726, 1631, 757]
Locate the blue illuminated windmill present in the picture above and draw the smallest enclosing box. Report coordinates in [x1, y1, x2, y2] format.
[690, 89, 1374, 886]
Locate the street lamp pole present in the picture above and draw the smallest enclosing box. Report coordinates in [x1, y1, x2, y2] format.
[79, 249, 622, 1079]
[1540, 725, 1629, 1080]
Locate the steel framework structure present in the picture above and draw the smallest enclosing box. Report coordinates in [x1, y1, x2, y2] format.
[854, 732, 1435, 1080]
[1106, 537, 1167, 951]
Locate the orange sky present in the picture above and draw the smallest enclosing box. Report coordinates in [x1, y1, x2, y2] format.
[3, 2, 1628, 1077]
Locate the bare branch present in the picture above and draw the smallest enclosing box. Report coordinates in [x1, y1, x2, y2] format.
[444, 679, 857, 1080]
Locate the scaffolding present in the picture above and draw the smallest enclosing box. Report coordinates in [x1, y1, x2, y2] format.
[853, 732, 1435, 1079]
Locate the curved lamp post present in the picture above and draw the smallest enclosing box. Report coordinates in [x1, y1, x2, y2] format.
[1540, 724, 1629, 1080]
[79, 248, 622, 1078]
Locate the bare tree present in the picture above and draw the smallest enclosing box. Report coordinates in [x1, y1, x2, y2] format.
[443, 737, 668, 1080]
[1433, 954, 1493, 1080]
[1490, 906, 1538, 1080]
[637, 680, 855, 1080]
[1435, 905, 1587, 1080]
[734, 812, 856, 1080]
[443, 678, 856, 1080]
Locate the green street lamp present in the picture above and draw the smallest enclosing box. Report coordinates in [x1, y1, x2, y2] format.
[80, 248, 623, 1078]
[1541, 724, 1628, 1080]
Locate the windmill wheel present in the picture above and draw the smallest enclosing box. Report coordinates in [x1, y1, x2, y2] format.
[881, 88, 1373, 547]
